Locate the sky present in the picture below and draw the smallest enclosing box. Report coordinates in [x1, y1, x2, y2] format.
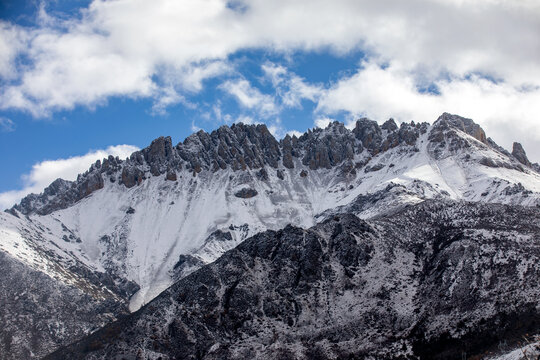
[1, 0, 540, 209]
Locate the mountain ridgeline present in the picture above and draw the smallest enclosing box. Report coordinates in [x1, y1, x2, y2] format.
[10, 113, 538, 216]
[1, 112, 540, 359]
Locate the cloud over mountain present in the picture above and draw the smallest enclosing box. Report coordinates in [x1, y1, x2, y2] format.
[1, 0, 539, 160]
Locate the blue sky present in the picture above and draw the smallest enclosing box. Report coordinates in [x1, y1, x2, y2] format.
[0, 48, 360, 190]
[1, 0, 540, 208]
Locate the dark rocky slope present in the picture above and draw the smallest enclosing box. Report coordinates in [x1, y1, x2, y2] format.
[0, 251, 132, 360]
[47, 200, 540, 359]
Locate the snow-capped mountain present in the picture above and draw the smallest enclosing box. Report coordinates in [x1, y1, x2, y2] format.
[1, 112, 539, 358]
[47, 200, 540, 359]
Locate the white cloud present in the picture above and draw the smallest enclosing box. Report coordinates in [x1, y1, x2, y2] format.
[0, 117, 15, 132]
[314, 117, 333, 129]
[177, 61, 232, 93]
[152, 60, 232, 115]
[0, 144, 139, 210]
[262, 63, 287, 88]
[316, 60, 540, 161]
[219, 79, 277, 117]
[262, 62, 323, 108]
[190, 121, 201, 133]
[215, 64, 322, 124]
[235, 115, 255, 125]
[151, 87, 187, 115]
[0, 22, 27, 80]
[1, 0, 539, 117]
[0, 0, 539, 160]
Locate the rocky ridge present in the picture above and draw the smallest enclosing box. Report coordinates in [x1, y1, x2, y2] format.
[11, 113, 538, 217]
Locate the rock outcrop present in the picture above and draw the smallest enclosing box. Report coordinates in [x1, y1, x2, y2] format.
[298, 122, 358, 169]
[434, 112, 487, 144]
[179, 123, 281, 171]
[234, 188, 258, 198]
[512, 142, 532, 167]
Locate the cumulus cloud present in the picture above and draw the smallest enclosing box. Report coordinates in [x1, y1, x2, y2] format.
[262, 62, 323, 108]
[152, 60, 232, 114]
[314, 117, 334, 129]
[1, 0, 539, 117]
[216, 64, 321, 122]
[316, 60, 540, 161]
[0, 0, 539, 162]
[0, 144, 139, 210]
[151, 87, 192, 115]
[219, 79, 277, 117]
[177, 61, 233, 93]
[0, 22, 27, 80]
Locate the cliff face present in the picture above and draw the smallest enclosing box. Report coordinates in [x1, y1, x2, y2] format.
[512, 142, 532, 167]
[47, 200, 540, 360]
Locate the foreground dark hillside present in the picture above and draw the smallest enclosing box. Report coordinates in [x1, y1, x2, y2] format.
[47, 200, 540, 359]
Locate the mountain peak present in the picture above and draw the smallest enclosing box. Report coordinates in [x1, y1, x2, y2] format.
[434, 112, 487, 144]
[3, 114, 540, 359]
[381, 118, 398, 131]
[512, 142, 531, 167]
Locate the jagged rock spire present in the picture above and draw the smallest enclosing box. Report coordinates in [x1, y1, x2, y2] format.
[512, 142, 531, 167]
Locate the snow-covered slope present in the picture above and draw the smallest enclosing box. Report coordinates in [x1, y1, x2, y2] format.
[490, 336, 540, 360]
[3, 113, 540, 310]
[0, 212, 135, 360]
[1, 113, 540, 358]
[46, 200, 540, 360]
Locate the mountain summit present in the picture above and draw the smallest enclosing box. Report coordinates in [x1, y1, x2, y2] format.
[1, 113, 540, 358]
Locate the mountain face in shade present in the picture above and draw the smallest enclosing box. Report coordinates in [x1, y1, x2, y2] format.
[0, 249, 133, 360]
[46, 200, 540, 360]
[1, 112, 540, 359]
